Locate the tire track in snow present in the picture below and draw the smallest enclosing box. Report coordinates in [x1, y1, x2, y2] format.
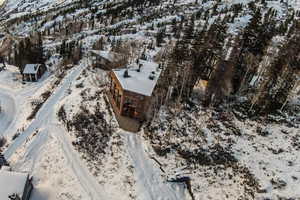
[124, 133, 184, 200]
[13, 121, 107, 200]
[0, 89, 16, 137]
[50, 123, 107, 200]
[14, 128, 49, 171]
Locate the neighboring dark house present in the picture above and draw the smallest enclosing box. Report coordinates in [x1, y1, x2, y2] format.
[90, 50, 127, 70]
[0, 154, 9, 169]
[0, 169, 33, 200]
[108, 61, 162, 123]
[22, 64, 47, 82]
[0, 56, 5, 69]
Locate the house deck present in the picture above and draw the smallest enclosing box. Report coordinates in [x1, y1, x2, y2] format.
[107, 92, 141, 132]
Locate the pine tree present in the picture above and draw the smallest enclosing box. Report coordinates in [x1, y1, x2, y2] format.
[36, 32, 44, 64]
[156, 27, 166, 47]
[60, 40, 66, 57]
[182, 16, 195, 43]
[253, 21, 300, 113]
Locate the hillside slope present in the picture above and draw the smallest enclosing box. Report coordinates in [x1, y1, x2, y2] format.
[0, 0, 299, 200]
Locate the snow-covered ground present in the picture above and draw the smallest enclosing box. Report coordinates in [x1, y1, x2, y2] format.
[124, 132, 185, 200]
[0, 89, 15, 137]
[0, 62, 109, 200]
[0, 0, 299, 199]
[145, 103, 300, 200]
[53, 64, 188, 200]
[0, 60, 185, 200]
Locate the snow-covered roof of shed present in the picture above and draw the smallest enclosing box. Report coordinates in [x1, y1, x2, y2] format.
[113, 61, 161, 96]
[0, 170, 29, 199]
[23, 64, 41, 74]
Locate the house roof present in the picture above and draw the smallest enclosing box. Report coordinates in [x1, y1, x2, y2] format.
[112, 61, 162, 96]
[90, 50, 119, 62]
[23, 64, 41, 74]
[0, 170, 29, 200]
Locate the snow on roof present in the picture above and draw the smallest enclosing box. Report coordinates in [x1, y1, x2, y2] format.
[113, 61, 162, 96]
[0, 170, 29, 199]
[23, 64, 41, 74]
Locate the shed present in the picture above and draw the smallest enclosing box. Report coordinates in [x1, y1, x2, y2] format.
[108, 61, 162, 121]
[0, 169, 33, 200]
[22, 64, 47, 82]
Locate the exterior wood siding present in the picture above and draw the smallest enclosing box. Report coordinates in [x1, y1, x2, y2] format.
[109, 71, 151, 121]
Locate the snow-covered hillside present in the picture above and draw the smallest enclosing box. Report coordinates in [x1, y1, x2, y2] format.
[0, 0, 299, 200]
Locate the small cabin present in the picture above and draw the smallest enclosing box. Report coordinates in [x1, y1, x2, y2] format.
[108, 61, 162, 122]
[22, 64, 47, 82]
[0, 169, 33, 200]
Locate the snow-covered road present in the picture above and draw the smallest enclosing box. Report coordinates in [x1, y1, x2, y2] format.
[0, 89, 16, 137]
[2, 61, 109, 200]
[125, 133, 185, 200]
[4, 64, 85, 159]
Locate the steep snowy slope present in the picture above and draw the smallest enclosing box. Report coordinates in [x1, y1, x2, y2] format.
[3, 0, 71, 13]
[0, 0, 299, 200]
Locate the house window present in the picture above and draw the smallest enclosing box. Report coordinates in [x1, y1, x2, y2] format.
[114, 88, 118, 100]
[122, 97, 140, 118]
[124, 97, 134, 104]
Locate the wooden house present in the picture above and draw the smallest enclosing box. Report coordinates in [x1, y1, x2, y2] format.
[90, 50, 127, 70]
[22, 64, 47, 82]
[0, 169, 33, 200]
[108, 61, 162, 122]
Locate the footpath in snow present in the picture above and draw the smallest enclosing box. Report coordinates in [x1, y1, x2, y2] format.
[124, 132, 185, 200]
